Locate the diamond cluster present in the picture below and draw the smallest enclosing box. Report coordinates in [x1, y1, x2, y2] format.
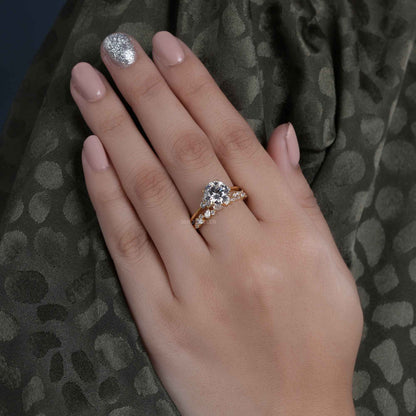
[193, 188, 247, 229]
[200, 181, 231, 208]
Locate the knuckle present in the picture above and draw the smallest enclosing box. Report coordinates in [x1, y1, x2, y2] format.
[133, 73, 165, 102]
[248, 273, 280, 305]
[100, 111, 128, 135]
[94, 185, 125, 208]
[278, 217, 326, 265]
[131, 167, 172, 208]
[182, 74, 214, 100]
[241, 257, 283, 304]
[116, 225, 149, 262]
[169, 131, 214, 169]
[216, 121, 259, 161]
[293, 228, 328, 262]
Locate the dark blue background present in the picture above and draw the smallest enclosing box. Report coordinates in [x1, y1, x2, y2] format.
[0, 0, 67, 131]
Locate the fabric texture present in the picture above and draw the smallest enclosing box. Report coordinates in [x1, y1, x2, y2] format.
[0, 0, 415, 414]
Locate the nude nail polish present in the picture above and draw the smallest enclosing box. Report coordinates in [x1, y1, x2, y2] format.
[71, 62, 106, 102]
[102, 33, 137, 67]
[83, 135, 109, 171]
[152, 31, 185, 66]
[285, 123, 300, 167]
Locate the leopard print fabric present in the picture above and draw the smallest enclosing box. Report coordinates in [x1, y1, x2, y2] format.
[0, 0, 415, 414]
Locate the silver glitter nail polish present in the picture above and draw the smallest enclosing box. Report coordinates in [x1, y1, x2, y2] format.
[102, 33, 136, 67]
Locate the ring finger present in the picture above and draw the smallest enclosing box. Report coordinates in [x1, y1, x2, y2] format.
[152, 32, 300, 225]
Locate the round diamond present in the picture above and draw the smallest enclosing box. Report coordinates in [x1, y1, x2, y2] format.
[201, 180, 230, 208]
[204, 210, 211, 218]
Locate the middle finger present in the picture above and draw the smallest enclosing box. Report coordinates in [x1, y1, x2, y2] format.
[101, 33, 258, 243]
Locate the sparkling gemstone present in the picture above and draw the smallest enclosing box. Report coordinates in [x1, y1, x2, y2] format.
[201, 180, 230, 208]
[210, 210, 216, 215]
[213, 203, 223, 210]
[204, 210, 211, 218]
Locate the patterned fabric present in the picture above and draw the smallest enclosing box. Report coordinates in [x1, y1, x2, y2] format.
[0, 0, 415, 414]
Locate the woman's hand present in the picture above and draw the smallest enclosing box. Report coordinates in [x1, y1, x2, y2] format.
[70, 31, 363, 415]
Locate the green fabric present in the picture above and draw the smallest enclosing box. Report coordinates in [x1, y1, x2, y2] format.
[0, 0, 415, 414]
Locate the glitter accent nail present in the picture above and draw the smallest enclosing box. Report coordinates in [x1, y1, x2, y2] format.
[102, 33, 136, 67]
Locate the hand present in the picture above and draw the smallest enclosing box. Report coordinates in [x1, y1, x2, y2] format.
[70, 31, 363, 415]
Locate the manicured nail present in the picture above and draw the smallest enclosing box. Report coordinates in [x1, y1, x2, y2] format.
[102, 33, 137, 67]
[285, 122, 300, 167]
[152, 31, 185, 66]
[71, 62, 106, 102]
[83, 135, 109, 171]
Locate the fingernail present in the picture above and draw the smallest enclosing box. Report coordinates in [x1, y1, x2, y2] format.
[102, 33, 137, 67]
[152, 31, 185, 66]
[71, 62, 106, 102]
[285, 122, 300, 167]
[83, 135, 109, 171]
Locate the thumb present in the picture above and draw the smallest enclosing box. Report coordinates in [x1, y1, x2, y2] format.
[267, 123, 333, 241]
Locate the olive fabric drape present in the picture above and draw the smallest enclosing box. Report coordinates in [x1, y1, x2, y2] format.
[0, 0, 415, 414]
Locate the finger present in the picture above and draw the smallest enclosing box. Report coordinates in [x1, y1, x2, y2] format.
[81, 134, 177, 313]
[152, 31, 298, 223]
[100, 33, 258, 245]
[267, 123, 335, 242]
[70, 62, 206, 279]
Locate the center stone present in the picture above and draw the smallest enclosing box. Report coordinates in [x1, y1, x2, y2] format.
[201, 180, 230, 208]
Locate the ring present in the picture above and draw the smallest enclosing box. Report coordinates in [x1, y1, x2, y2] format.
[190, 180, 247, 230]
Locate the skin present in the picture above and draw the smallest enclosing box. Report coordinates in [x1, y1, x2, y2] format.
[70, 31, 363, 415]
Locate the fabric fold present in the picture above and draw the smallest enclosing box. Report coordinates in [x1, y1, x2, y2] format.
[0, 0, 415, 414]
